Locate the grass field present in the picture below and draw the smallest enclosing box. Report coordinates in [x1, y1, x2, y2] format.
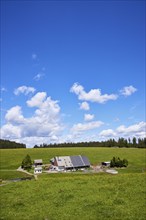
[0, 147, 145, 176]
[0, 147, 146, 220]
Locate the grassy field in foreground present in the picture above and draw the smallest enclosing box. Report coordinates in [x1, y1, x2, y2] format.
[0, 173, 146, 220]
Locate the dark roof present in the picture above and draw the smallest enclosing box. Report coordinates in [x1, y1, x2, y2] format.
[81, 156, 90, 166]
[70, 155, 90, 168]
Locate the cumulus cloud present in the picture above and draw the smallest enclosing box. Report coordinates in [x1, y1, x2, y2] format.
[79, 102, 90, 110]
[70, 83, 118, 104]
[116, 122, 146, 136]
[99, 122, 146, 139]
[14, 86, 36, 96]
[99, 129, 116, 137]
[0, 124, 22, 139]
[84, 114, 94, 121]
[0, 92, 63, 147]
[71, 121, 104, 133]
[120, 85, 137, 96]
[27, 92, 47, 107]
[5, 106, 24, 124]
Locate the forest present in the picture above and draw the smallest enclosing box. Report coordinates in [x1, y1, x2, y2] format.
[33, 137, 146, 148]
[0, 139, 26, 149]
[0, 137, 145, 149]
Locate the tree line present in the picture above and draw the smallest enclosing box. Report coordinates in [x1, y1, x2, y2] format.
[0, 137, 145, 149]
[33, 137, 146, 148]
[0, 139, 26, 149]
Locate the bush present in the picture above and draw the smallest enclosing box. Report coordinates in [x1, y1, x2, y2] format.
[110, 157, 128, 168]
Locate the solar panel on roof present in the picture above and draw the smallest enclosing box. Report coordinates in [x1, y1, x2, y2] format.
[81, 156, 90, 166]
[70, 156, 84, 167]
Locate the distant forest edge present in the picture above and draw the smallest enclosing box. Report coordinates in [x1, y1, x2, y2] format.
[34, 137, 146, 148]
[0, 139, 26, 149]
[0, 137, 146, 149]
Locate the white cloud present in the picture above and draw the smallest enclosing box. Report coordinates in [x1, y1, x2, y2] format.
[120, 85, 137, 96]
[27, 92, 47, 107]
[1, 92, 63, 147]
[79, 102, 90, 110]
[116, 122, 146, 136]
[0, 124, 22, 139]
[71, 120, 104, 133]
[99, 129, 116, 137]
[34, 73, 45, 81]
[70, 83, 118, 104]
[14, 86, 36, 96]
[5, 106, 24, 124]
[99, 122, 146, 139]
[70, 83, 84, 95]
[84, 114, 94, 121]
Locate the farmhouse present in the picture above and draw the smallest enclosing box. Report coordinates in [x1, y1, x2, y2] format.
[50, 155, 90, 171]
[34, 159, 43, 167]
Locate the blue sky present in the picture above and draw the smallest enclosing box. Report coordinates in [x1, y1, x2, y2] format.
[1, 0, 145, 147]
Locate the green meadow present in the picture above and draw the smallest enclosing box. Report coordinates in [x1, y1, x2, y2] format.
[0, 148, 146, 220]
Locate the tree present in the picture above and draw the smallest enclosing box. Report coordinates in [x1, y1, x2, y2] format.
[110, 157, 115, 167]
[33, 145, 39, 148]
[132, 137, 137, 147]
[21, 154, 32, 171]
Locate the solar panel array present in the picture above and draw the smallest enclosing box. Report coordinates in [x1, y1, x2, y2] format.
[70, 156, 84, 167]
[70, 155, 90, 168]
[81, 156, 90, 166]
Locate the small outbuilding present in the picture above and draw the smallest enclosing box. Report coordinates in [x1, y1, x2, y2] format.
[101, 161, 110, 167]
[34, 159, 43, 167]
[34, 167, 42, 174]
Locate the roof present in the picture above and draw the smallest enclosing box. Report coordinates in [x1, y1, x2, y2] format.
[55, 156, 73, 168]
[54, 155, 90, 168]
[70, 155, 90, 167]
[34, 159, 43, 164]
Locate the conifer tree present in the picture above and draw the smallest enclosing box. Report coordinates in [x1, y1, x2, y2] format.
[21, 154, 32, 171]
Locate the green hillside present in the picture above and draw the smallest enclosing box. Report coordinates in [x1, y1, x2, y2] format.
[0, 148, 145, 220]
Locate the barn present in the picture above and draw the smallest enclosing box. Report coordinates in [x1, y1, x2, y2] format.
[50, 155, 90, 171]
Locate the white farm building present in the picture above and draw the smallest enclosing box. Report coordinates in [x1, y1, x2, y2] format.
[34, 167, 42, 174]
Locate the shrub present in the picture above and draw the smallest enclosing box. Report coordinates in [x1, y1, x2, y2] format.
[110, 157, 128, 168]
[122, 158, 128, 167]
